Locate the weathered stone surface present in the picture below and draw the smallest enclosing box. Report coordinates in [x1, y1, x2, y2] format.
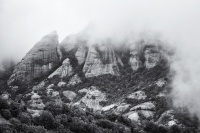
[57, 82, 66, 88]
[129, 49, 142, 71]
[75, 86, 107, 111]
[46, 84, 55, 89]
[29, 92, 45, 109]
[67, 74, 82, 86]
[32, 81, 46, 91]
[126, 111, 139, 121]
[157, 110, 178, 127]
[8, 31, 59, 85]
[83, 43, 120, 77]
[130, 102, 155, 111]
[115, 103, 130, 114]
[144, 45, 160, 69]
[78, 88, 88, 94]
[75, 46, 88, 65]
[101, 104, 117, 112]
[127, 91, 147, 100]
[125, 110, 154, 121]
[63, 91, 77, 101]
[156, 78, 166, 87]
[48, 58, 73, 79]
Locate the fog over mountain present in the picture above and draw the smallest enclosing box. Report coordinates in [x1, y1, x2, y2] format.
[1, 0, 200, 121]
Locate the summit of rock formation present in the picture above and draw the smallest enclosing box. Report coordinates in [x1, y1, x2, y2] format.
[8, 31, 59, 85]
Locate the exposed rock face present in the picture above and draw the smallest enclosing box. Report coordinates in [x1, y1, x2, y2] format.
[48, 58, 73, 79]
[127, 91, 147, 100]
[67, 74, 82, 86]
[75, 46, 88, 65]
[75, 86, 107, 111]
[63, 91, 77, 101]
[57, 82, 66, 88]
[32, 81, 46, 91]
[83, 44, 120, 77]
[130, 102, 155, 111]
[129, 50, 142, 71]
[29, 92, 45, 109]
[8, 31, 59, 85]
[157, 110, 178, 127]
[144, 45, 160, 69]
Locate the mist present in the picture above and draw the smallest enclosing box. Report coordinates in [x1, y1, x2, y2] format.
[1, 0, 200, 119]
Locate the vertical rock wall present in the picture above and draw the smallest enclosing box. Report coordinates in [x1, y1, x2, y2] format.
[83, 43, 120, 77]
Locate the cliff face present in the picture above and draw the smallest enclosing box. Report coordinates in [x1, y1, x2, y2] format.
[8, 31, 59, 85]
[83, 43, 120, 77]
[75, 46, 88, 65]
[48, 58, 73, 79]
[129, 50, 142, 71]
[144, 45, 161, 69]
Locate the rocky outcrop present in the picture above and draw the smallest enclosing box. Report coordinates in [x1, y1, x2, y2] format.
[8, 31, 59, 85]
[83, 43, 120, 77]
[144, 45, 160, 69]
[127, 91, 147, 100]
[63, 91, 77, 101]
[75, 46, 88, 65]
[67, 74, 81, 86]
[130, 102, 155, 111]
[48, 58, 73, 79]
[129, 49, 142, 71]
[75, 86, 107, 111]
[57, 82, 66, 87]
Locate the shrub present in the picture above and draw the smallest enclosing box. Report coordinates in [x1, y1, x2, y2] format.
[0, 98, 9, 110]
[1, 109, 12, 120]
[39, 111, 54, 129]
[18, 112, 31, 124]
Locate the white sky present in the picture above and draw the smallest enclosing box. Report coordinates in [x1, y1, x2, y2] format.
[0, 0, 200, 63]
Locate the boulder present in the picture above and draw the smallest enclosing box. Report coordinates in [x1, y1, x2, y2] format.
[78, 88, 88, 94]
[127, 91, 147, 100]
[125, 110, 154, 121]
[115, 103, 130, 114]
[46, 84, 55, 89]
[57, 82, 66, 88]
[63, 91, 77, 101]
[101, 104, 117, 112]
[127, 112, 139, 121]
[48, 58, 73, 79]
[8, 31, 59, 85]
[130, 102, 155, 111]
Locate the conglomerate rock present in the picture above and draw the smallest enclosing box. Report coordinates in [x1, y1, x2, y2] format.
[8, 31, 59, 85]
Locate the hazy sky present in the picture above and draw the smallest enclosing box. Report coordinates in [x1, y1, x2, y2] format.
[0, 0, 199, 62]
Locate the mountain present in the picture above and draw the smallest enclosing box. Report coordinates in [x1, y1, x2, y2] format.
[0, 31, 198, 133]
[7, 31, 60, 85]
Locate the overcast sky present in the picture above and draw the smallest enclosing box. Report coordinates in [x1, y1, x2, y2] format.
[0, 0, 199, 63]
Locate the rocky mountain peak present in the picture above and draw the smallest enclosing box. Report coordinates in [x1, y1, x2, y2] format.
[7, 31, 59, 85]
